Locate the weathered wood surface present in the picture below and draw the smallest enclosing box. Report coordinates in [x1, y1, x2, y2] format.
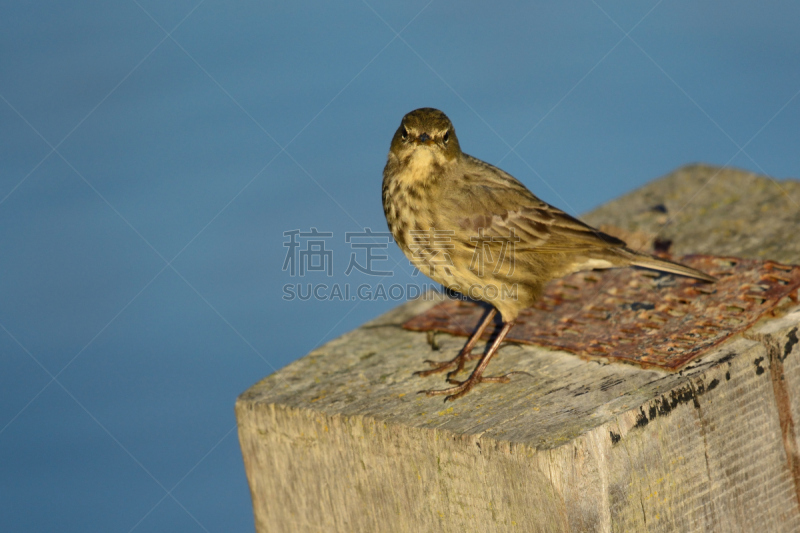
[237, 165, 800, 532]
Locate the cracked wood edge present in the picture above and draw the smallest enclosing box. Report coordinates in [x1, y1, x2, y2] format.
[236, 315, 800, 532]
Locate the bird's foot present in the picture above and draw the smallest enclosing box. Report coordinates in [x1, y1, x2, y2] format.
[420, 373, 512, 402]
[446, 369, 528, 385]
[413, 350, 479, 378]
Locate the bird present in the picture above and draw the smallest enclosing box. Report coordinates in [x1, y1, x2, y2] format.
[382, 108, 716, 401]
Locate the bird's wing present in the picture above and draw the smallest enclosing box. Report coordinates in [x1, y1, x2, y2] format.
[445, 159, 625, 253]
[457, 204, 625, 253]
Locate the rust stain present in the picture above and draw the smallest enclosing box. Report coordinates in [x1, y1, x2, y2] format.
[761, 328, 800, 509]
[403, 255, 800, 371]
[768, 348, 800, 509]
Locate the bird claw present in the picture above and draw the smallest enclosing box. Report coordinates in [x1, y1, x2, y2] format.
[424, 372, 515, 400]
[479, 374, 512, 384]
[413, 353, 469, 377]
[445, 374, 464, 385]
[447, 372, 511, 385]
[419, 383, 472, 402]
[415, 313, 516, 400]
[414, 364, 456, 378]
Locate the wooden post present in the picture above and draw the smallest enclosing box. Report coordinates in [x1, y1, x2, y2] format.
[237, 165, 800, 532]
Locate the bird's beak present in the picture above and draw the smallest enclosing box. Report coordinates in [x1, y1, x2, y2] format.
[417, 132, 432, 144]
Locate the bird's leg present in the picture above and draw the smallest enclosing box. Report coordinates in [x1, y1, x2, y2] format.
[421, 320, 516, 402]
[414, 308, 497, 378]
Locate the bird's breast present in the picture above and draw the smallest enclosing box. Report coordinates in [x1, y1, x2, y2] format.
[383, 182, 435, 248]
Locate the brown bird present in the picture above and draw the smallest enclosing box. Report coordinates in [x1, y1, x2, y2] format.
[382, 108, 716, 401]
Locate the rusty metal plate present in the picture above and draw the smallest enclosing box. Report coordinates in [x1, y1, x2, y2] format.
[403, 256, 800, 370]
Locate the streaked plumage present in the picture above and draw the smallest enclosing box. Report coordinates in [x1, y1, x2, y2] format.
[382, 108, 715, 401]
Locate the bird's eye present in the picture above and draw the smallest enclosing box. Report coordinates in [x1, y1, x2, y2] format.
[401, 127, 408, 140]
[443, 130, 450, 143]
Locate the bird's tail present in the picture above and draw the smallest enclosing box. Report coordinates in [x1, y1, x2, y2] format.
[616, 248, 717, 283]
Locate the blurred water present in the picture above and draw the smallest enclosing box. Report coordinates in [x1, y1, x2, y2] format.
[1, 1, 798, 531]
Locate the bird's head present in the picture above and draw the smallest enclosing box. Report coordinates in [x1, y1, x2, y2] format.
[389, 108, 461, 163]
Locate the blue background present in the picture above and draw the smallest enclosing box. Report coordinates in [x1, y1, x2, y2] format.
[1, 1, 798, 531]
